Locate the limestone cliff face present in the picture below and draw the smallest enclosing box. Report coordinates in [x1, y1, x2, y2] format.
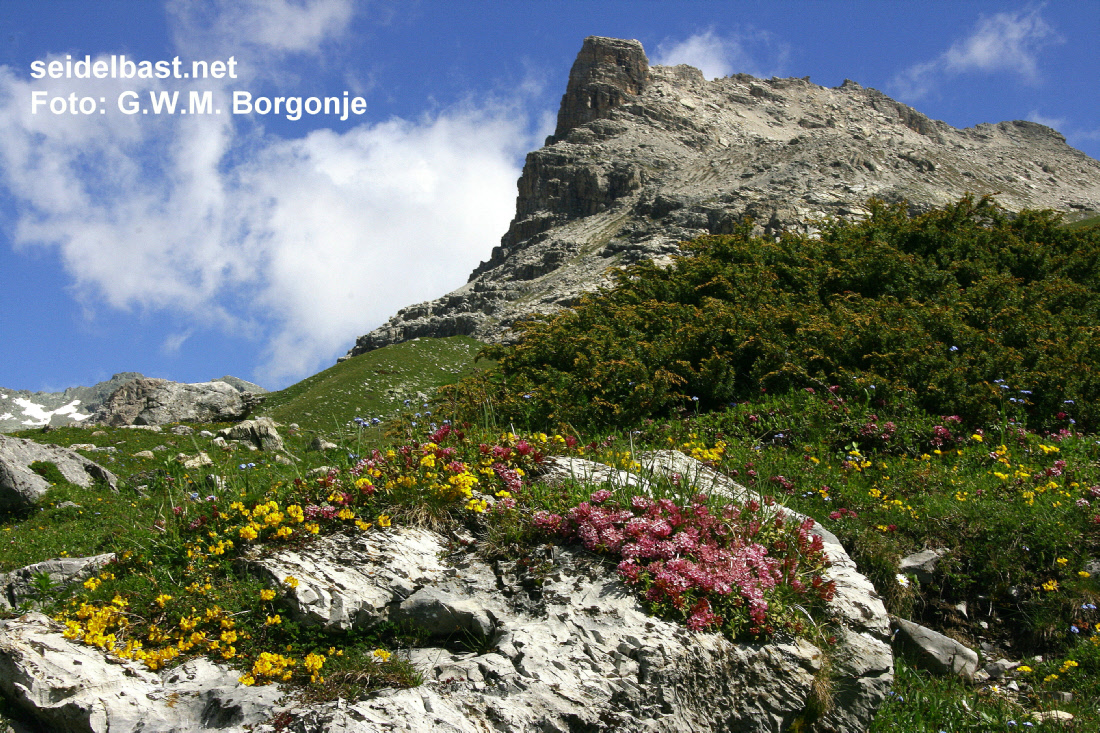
[345, 36, 1100, 358]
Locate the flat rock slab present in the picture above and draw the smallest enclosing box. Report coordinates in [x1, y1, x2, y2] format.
[242, 527, 450, 631]
[0, 435, 119, 509]
[0, 612, 283, 733]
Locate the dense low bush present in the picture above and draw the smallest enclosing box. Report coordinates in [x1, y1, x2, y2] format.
[461, 195, 1100, 433]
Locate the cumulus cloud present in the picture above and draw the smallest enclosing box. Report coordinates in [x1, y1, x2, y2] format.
[0, 2, 533, 386]
[653, 28, 790, 81]
[892, 7, 1062, 99]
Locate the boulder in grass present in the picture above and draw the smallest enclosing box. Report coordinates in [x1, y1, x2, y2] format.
[0, 435, 118, 510]
[892, 617, 979, 680]
[218, 418, 284, 453]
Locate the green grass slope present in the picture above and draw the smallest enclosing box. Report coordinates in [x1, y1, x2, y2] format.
[258, 336, 493, 435]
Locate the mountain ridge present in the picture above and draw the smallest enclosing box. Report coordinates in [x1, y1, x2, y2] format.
[344, 36, 1100, 359]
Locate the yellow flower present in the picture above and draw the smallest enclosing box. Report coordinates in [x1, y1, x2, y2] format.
[971, 434, 983, 442]
[372, 648, 392, 662]
[260, 589, 276, 601]
[1041, 579, 1058, 592]
[1016, 665, 1032, 673]
[377, 514, 392, 528]
[284, 576, 300, 589]
[337, 507, 355, 521]
[265, 615, 281, 626]
[1056, 557, 1068, 566]
[1079, 571, 1092, 578]
[154, 593, 173, 608]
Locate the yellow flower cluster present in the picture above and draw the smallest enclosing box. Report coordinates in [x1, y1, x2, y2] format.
[681, 436, 726, 463]
[60, 598, 244, 671]
[304, 651, 326, 683]
[239, 651, 297, 686]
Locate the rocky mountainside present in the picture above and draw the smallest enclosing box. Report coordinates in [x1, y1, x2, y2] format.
[0, 374, 268, 433]
[346, 36, 1100, 357]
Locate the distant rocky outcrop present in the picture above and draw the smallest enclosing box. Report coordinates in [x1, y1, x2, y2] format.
[92, 378, 265, 427]
[0, 372, 143, 433]
[0, 375, 268, 434]
[346, 36, 1100, 357]
[0, 435, 118, 510]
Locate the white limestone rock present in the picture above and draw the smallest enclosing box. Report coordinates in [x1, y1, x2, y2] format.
[0, 612, 283, 733]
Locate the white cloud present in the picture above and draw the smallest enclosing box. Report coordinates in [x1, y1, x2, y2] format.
[167, 0, 355, 57]
[654, 28, 790, 81]
[892, 7, 1061, 99]
[0, 4, 535, 387]
[163, 330, 194, 354]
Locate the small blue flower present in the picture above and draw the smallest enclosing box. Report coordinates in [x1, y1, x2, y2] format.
[1020, 390, 1032, 395]
[239, 463, 247, 470]
[950, 346, 958, 352]
[411, 422, 417, 427]
[692, 396, 699, 402]
[1064, 400, 1075, 405]
[775, 433, 784, 439]
[523, 393, 532, 400]
[1071, 625, 1079, 633]
[1000, 384, 1010, 390]
[403, 399, 410, 405]
[190, 492, 199, 501]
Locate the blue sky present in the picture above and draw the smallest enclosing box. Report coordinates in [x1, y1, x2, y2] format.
[1, 1, 1097, 393]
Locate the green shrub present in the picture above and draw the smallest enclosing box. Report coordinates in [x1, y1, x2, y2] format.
[468, 195, 1100, 433]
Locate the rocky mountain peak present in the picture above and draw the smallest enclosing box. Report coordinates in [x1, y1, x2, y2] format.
[552, 36, 651, 142]
[344, 37, 1100, 359]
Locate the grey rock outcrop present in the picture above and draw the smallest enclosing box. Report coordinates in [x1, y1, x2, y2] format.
[0, 435, 118, 509]
[0, 612, 283, 733]
[217, 417, 285, 453]
[0, 554, 114, 611]
[92, 378, 265, 426]
[346, 36, 1100, 357]
[239, 450, 889, 732]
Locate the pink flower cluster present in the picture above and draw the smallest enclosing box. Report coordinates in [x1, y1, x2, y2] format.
[533, 491, 833, 636]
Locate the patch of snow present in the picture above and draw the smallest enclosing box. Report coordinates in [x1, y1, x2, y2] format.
[12, 398, 92, 426]
[0, 412, 13, 421]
